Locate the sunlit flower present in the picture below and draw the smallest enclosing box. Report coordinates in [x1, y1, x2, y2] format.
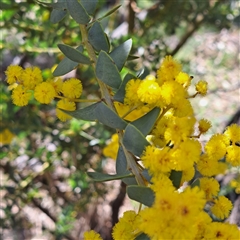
[205, 133, 229, 160]
[171, 139, 201, 171]
[141, 145, 174, 174]
[47, 77, 63, 95]
[157, 55, 182, 84]
[137, 80, 161, 104]
[204, 222, 240, 239]
[34, 82, 56, 104]
[124, 79, 142, 106]
[197, 153, 227, 177]
[199, 177, 220, 201]
[5, 65, 23, 85]
[160, 81, 187, 106]
[175, 72, 191, 88]
[112, 211, 140, 240]
[22, 66, 43, 90]
[211, 196, 233, 219]
[11, 85, 32, 106]
[62, 78, 83, 99]
[224, 123, 240, 145]
[198, 118, 212, 134]
[226, 145, 240, 167]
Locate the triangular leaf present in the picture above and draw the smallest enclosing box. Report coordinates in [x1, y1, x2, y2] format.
[58, 44, 91, 64]
[116, 146, 138, 185]
[96, 51, 122, 89]
[64, 102, 127, 130]
[66, 0, 90, 24]
[113, 73, 136, 103]
[169, 170, 182, 189]
[63, 102, 99, 121]
[137, 67, 150, 79]
[88, 21, 110, 52]
[50, 9, 67, 24]
[81, 0, 98, 15]
[110, 39, 132, 71]
[141, 169, 152, 183]
[53, 57, 78, 76]
[191, 178, 200, 188]
[96, 102, 127, 129]
[127, 185, 155, 207]
[123, 124, 149, 157]
[127, 55, 139, 61]
[53, 45, 83, 76]
[131, 107, 160, 136]
[87, 171, 134, 182]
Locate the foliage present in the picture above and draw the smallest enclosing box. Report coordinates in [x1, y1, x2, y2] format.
[1, 1, 240, 239]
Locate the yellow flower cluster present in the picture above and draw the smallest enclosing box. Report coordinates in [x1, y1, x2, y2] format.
[5, 65, 83, 121]
[116, 56, 209, 122]
[101, 56, 240, 239]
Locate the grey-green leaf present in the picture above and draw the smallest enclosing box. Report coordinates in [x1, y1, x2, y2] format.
[53, 45, 83, 76]
[64, 102, 98, 121]
[131, 107, 160, 136]
[110, 39, 132, 71]
[66, 0, 90, 24]
[127, 185, 155, 207]
[169, 170, 182, 189]
[81, 0, 98, 15]
[88, 21, 110, 52]
[58, 44, 91, 64]
[113, 73, 136, 103]
[96, 51, 122, 89]
[63, 102, 128, 130]
[116, 146, 138, 185]
[87, 171, 134, 182]
[50, 9, 67, 24]
[123, 124, 149, 157]
[53, 57, 78, 76]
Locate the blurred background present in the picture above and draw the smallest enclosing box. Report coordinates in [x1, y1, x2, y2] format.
[1, 0, 239, 239]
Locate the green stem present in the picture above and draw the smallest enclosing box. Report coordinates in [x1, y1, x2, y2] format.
[80, 24, 145, 186]
[79, 24, 114, 109]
